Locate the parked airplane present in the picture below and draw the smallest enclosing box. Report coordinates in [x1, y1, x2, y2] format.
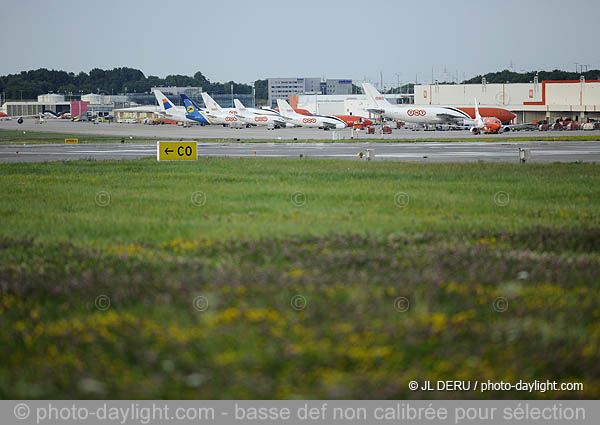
[153, 89, 199, 124]
[0, 111, 51, 124]
[276, 99, 347, 129]
[456, 107, 516, 125]
[180, 94, 212, 125]
[470, 99, 502, 134]
[233, 99, 287, 129]
[363, 83, 472, 124]
[271, 107, 313, 116]
[200, 92, 242, 126]
[334, 115, 373, 129]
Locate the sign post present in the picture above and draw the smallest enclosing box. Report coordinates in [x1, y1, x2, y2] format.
[157, 141, 198, 161]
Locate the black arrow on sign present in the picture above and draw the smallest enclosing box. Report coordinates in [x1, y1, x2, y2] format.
[164, 148, 173, 154]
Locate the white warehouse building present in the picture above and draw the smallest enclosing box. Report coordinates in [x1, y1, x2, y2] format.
[415, 78, 600, 123]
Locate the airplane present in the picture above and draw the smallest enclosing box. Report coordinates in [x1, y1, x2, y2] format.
[0, 111, 51, 124]
[362, 82, 473, 124]
[456, 107, 516, 125]
[153, 89, 199, 125]
[333, 115, 373, 129]
[180, 94, 213, 125]
[200, 92, 242, 127]
[276, 98, 347, 129]
[233, 99, 287, 129]
[470, 99, 502, 134]
[271, 107, 313, 116]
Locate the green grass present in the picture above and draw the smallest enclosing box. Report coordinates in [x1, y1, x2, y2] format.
[0, 158, 599, 399]
[2, 128, 600, 145]
[0, 158, 599, 243]
[0, 129, 152, 145]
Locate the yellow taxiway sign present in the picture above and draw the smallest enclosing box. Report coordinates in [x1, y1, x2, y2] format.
[157, 141, 198, 161]
[65, 138, 78, 144]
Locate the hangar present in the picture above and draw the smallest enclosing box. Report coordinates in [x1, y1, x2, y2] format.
[414, 78, 600, 123]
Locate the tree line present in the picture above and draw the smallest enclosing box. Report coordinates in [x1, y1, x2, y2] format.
[3, 67, 598, 103]
[462, 69, 600, 84]
[0, 67, 269, 101]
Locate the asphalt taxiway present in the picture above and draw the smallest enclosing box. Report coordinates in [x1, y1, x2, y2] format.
[1, 140, 599, 163]
[3, 119, 600, 140]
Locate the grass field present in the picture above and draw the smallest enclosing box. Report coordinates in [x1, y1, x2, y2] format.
[2, 128, 600, 145]
[1, 158, 599, 399]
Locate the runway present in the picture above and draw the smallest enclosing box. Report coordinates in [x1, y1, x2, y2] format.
[2, 140, 600, 163]
[3, 119, 600, 140]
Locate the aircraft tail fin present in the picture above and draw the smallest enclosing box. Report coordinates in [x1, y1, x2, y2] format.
[233, 99, 246, 111]
[474, 98, 482, 121]
[154, 89, 175, 111]
[276, 98, 296, 117]
[181, 94, 201, 116]
[362, 83, 392, 109]
[201, 92, 222, 112]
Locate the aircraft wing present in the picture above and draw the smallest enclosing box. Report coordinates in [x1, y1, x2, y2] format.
[502, 122, 537, 132]
[366, 107, 386, 115]
[235, 113, 255, 124]
[321, 121, 338, 130]
[435, 113, 467, 124]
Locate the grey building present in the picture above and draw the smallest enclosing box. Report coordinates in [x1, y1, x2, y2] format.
[268, 78, 315, 108]
[268, 77, 353, 107]
[325, 79, 353, 95]
[151, 87, 203, 97]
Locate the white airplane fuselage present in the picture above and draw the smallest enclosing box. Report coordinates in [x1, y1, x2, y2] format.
[205, 108, 240, 125]
[286, 114, 346, 129]
[376, 106, 471, 124]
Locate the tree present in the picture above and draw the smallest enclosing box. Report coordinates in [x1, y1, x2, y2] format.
[0, 67, 266, 100]
[254, 79, 267, 101]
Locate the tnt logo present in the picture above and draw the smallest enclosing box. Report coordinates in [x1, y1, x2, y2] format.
[255, 117, 268, 122]
[302, 117, 317, 124]
[225, 116, 237, 122]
